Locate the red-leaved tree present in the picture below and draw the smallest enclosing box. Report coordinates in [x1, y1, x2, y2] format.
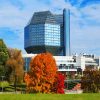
[24, 53, 57, 93]
[51, 72, 65, 94]
[56, 73, 65, 93]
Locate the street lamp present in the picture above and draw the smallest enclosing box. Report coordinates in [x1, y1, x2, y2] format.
[14, 74, 16, 93]
[1, 76, 5, 92]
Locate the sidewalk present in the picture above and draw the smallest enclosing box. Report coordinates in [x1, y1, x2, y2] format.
[65, 89, 83, 94]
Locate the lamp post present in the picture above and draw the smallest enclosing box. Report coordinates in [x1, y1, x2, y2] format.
[14, 74, 17, 93]
[13, 67, 17, 93]
[1, 76, 5, 92]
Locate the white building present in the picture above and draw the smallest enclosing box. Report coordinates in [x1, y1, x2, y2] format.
[23, 54, 100, 74]
[76, 55, 98, 71]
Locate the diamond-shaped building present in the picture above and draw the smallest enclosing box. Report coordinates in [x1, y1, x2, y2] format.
[24, 9, 70, 56]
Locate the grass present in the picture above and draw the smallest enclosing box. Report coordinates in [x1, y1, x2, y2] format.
[0, 93, 99, 100]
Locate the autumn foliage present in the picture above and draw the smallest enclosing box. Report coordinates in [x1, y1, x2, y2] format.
[56, 73, 65, 93]
[51, 72, 65, 94]
[6, 48, 24, 83]
[24, 53, 58, 93]
[81, 69, 100, 93]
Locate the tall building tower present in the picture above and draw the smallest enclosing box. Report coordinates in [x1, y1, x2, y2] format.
[24, 9, 70, 56]
[63, 9, 70, 56]
[24, 11, 61, 56]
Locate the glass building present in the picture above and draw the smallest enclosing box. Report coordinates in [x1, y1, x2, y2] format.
[24, 9, 70, 56]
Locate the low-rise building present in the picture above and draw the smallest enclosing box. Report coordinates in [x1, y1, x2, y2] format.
[23, 54, 100, 75]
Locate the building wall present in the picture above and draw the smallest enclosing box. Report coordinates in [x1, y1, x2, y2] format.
[23, 54, 100, 72]
[23, 54, 77, 72]
[54, 14, 64, 56]
[75, 56, 86, 71]
[44, 24, 60, 46]
[25, 24, 60, 47]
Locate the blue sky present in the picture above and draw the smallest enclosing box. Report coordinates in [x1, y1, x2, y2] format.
[0, 0, 100, 55]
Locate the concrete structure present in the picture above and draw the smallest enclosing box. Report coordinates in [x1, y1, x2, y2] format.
[24, 9, 70, 56]
[76, 54, 98, 71]
[23, 54, 100, 73]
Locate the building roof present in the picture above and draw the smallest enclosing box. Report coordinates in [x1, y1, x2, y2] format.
[54, 14, 63, 24]
[29, 11, 58, 24]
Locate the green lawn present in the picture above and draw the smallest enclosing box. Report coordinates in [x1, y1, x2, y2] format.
[0, 94, 99, 100]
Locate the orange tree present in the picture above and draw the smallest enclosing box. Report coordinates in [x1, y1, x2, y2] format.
[24, 53, 57, 93]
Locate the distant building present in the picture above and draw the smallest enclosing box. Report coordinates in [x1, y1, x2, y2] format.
[24, 9, 70, 56]
[23, 54, 100, 73]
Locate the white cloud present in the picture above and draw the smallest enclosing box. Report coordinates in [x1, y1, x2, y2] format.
[0, 0, 100, 55]
[70, 3, 100, 55]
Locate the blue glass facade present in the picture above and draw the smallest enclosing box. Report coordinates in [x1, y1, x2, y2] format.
[25, 24, 45, 48]
[54, 15, 64, 56]
[24, 9, 70, 56]
[45, 24, 60, 46]
[24, 23, 60, 55]
[23, 57, 31, 71]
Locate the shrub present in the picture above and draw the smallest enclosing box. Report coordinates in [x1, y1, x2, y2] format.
[0, 81, 9, 88]
[81, 69, 100, 93]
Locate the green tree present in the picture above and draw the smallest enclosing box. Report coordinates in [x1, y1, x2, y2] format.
[6, 48, 24, 84]
[0, 39, 9, 77]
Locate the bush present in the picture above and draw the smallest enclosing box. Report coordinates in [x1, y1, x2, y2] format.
[0, 81, 9, 88]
